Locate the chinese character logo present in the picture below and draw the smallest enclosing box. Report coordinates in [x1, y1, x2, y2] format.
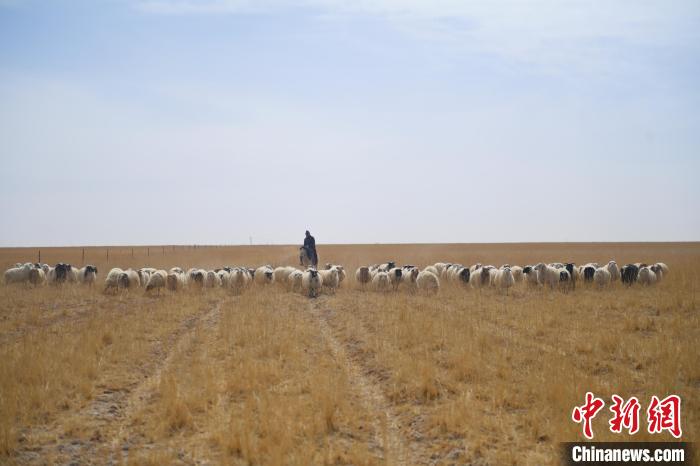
[572, 393, 682, 439]
[572, 392, 605, 439]
[647, 395, 682, 438]
[609, 394, 641, 435]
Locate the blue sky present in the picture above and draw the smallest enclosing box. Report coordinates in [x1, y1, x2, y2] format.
[1, 0, 699, 245]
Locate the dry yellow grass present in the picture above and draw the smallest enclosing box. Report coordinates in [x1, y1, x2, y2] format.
[0, 243, 697, 465]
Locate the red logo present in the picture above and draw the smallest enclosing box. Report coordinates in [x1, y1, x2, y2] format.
[647, 395, 682, 438]
[572, 392, 606, 439]
[572, 393, 682, 439]
[609, 395, 641, 435]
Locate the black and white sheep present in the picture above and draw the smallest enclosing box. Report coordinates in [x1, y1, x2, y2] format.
[254, 266, 274, 285]
[78, 265, 98, 286]
[302, 269, 323, 297]
[387, 267, 403, 290]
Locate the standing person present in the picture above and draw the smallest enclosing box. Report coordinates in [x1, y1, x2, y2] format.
[303, 230, 318, 267]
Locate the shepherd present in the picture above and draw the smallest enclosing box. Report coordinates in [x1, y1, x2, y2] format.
[300, 230, 318, 268]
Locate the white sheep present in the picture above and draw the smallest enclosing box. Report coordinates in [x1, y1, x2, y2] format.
[416, 270, 440, 294]
[229, 267, 251, 294]
[493, 267, 515, 293]
[510, 265, 523, 283]
[605, 261, 620, 282]
[534, 263, 560, 288]
[4, 263, 33, 284]
[470, 266, 494, 289]
[288, 269, 304, 292]
[319, 267, 340, 291]
[441, 264, 455, 279]
[104, 268, 124, 292]
[434, 262, 447, 275]
[146, 270, 168, 294]
[638, 266, 657, 286]
[488, 267, 499, 286]
[28, 267, 46, 286]
[78, 265, 98, 286]
[125, 269, 142, 288]
[325, 264, 346, 285]
[445, 264, 463, 281]
[137, 269, 151, 287]
[205, 270, 222, 288]
[372, 271, 392, 292]
[593, 267, 611, 287]
[423, 265, 439, 277]
[273, 266, 295, 284]
[302, 269, 323, 297]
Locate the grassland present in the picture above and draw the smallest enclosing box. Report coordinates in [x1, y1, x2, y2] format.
[0, 243, 698, 465]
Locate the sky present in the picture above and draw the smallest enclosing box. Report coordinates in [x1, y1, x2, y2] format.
[1, 0, 699, 246]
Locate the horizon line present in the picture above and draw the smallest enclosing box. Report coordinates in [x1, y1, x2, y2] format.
[2, 240, 699, 249]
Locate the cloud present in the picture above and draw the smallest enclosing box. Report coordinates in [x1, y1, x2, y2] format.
[133, 0, 700, 76]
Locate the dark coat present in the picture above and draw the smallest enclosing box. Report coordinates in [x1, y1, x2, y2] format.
[303, 235, 318, 266]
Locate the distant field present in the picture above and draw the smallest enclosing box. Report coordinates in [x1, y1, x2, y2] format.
[0, 243, 698, 465]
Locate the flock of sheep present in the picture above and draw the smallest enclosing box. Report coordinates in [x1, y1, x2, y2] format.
[354, 260, 668, 294]
[3, 259, 669, 297]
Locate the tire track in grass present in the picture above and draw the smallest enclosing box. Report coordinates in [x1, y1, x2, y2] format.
[309, 296, 415, 466]
[106, 299, 223, 464]
[13, 298, 224, 466]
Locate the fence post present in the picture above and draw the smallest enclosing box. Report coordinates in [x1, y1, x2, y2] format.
[147, 247, 150, 257]
[38, 249, 41, 263]
[82, 248, 85, 264]
[107, 248, 109, 262]
[132, 248, 134, 258]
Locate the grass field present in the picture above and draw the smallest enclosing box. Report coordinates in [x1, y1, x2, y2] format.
[0, 243, 698, 465]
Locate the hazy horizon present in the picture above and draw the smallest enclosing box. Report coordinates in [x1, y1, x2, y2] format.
[2, 240, 700, 250]
[1, 0, 699, 246]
